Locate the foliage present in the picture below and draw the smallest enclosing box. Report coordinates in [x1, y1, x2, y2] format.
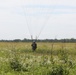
[10, 58, 22, 71]
[0, 42, 76, 75]
[47, 64, 69, 75]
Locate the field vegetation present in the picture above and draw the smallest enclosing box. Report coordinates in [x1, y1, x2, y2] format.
[0, 42, 76, 75]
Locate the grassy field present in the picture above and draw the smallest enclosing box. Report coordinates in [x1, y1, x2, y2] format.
[0, 42, 76, 75]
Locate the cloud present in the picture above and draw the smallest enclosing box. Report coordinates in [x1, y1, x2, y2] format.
[0, 0, 76, 8]
[0, 0, 76, 39]
[15, 5, 76, 17]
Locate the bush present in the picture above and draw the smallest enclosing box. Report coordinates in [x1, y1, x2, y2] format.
[47, 65, 69, 75]
[10, 58, 22, 71]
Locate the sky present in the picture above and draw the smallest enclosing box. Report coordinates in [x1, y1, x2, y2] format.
[0, 0, 76, 40]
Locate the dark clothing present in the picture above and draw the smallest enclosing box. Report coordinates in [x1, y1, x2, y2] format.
[31, 42, 37, 51]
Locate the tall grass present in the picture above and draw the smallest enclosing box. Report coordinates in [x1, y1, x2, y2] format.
[0, 42, 76, 75]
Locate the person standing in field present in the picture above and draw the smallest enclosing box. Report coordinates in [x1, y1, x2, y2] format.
[31, 41, 37, 51]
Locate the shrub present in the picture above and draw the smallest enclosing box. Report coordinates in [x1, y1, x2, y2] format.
[47, 65, 69, 75]
[10, 58, 22, 71]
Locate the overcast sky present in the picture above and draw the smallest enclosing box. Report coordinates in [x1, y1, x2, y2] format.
[0, 0, 76, 40]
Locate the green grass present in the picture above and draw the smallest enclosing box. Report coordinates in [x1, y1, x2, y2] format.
[0, 42, 76, 75]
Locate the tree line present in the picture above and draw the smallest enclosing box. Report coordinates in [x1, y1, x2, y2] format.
[0, 38, 76, 43]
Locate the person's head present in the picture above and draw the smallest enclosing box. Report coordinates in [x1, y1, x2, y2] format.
[33, 41, 36, 43]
